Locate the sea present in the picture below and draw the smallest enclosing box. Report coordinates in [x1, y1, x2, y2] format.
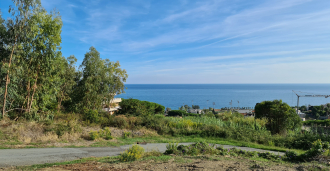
[115, 84, 330, 110]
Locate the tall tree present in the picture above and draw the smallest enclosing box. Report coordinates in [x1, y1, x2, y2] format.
[54, 55, 77, 112]
[75, 47, 128, 111]
[1, 0, 41, 117]
[20, 9, 62, 112]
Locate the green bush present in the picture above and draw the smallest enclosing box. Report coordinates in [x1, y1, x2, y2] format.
[303, 119, 330, 126]
[83, 108, 100, 123]
[117, 98, 165, 116]
[104, 127, 112, 140]
[255, 100, 302, 135]
[89, 128, 112, 140]
[120, 145, 145, 162]
[168, 110, 186, 116]
[111, 116, 128, 129]
[89, 131, 100, 140]
[123, 131, 131, 139]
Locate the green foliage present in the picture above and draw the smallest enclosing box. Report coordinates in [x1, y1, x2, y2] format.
[89, 127, 112, 140]
[117, 98, 165, 116]
[164, 142, 281, 161]
[89, 131, 100, 140]
[285, 139, 330, 162]
[303, 119, 330, 126]
[215, 111, 243, 121]
[167, 110, 187, 117]
[123, 131, 131, 139]
[255, 100, 302, 135]
[54, 121, 81, 138]
[83, 108, 100, 123]
[120, 145, 145, 162]
[164, 142, 179, 154]
[103, 127, 112, 140]
[72, 47, 128, 111]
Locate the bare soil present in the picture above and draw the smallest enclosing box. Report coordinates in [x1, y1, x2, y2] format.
[28, 156, 328, 171]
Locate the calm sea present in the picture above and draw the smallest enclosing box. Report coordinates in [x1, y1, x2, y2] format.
[115, 84, 330, 110]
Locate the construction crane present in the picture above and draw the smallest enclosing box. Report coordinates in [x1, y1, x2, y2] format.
[292, 90, 330, 114]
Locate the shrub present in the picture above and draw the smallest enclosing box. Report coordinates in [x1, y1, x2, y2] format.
[168, 110, 186, 117]
[123, 131, 131, 139]
[111, 115, 128, 129]
[89, 131, 100, 140]
[89, 128, 112, 140]
[117, 98, 165, 116]
[165, 142, 178, 154]
[104, 127, 112, 140]
[303, 119, 330, 126]
[83, 108, 100, 123]
[255, 100, 302, 135]
[120, 145, 145, 162]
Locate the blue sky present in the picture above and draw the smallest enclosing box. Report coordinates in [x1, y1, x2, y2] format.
[1, 0, 330, 84]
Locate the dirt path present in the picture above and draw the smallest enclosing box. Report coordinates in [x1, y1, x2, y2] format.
[0, 143, 284, 167]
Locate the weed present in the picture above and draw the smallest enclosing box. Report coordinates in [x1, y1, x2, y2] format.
[89, 131, 100, 140]
[123, 131, 131, 139]
[120, 145, 145, 162]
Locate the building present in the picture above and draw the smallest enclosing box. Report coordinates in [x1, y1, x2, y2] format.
[187, 109, 204, 114]
[234, 109, 254, 117]
[103, 98, 122, 115]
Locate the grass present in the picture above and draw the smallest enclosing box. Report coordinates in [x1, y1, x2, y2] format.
[90, 135, 305, 154]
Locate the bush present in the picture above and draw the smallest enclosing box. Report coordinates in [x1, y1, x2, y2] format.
[89, 131, 100, 140]
[83, 108, 100, 123]
[111, 115, 128, 129]
[89, 128, 112, 140]
[123, 131, 131, 139]
[168, 110, 186, 117]
[303, 119, 330, 126]
[104, 127, 112, 140]
[117, 98, 165, 116]
[255, 100, 302, 135]
[120, 145, 145, 162]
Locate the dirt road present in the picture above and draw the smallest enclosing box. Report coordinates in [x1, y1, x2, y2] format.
[0, 143, 284, 167]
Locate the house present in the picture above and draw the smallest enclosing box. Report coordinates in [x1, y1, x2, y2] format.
[214, 109, 221, 113]
[234, 109, 254, 117]
[103, 98, 122, 115]
[187, 109, 204, 114]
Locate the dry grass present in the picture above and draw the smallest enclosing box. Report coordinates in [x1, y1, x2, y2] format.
[0, 117, 158, 148]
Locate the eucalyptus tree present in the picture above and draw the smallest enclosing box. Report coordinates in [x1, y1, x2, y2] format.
[54, 55, 77, 112]
[1, 0, 41, 117]
[75, 47, 128, 111]
[20, 9, 62, 112]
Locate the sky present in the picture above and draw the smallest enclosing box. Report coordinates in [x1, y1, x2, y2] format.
[1, 0, 330, 84]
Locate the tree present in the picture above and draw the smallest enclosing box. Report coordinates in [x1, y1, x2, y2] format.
[1, 0, 41, 117]
[74, 47, 128, 110]
[192, 105, 200, 109]
[299, 105, 307, 112]
[20, 8, 62, 112]
[54, 55, 77, 112]
[255, 100, 302, 135]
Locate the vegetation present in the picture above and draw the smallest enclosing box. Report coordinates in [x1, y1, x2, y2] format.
[1, 1, 329, 167]
[255, 100, 302, 135]
[120, 144, 145, 162]
[117, 98, 165, 116]
[0, 0, 127, 119]
[303, 119, 330, 126]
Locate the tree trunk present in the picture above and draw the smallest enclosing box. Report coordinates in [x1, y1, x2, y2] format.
[28, 73, 38, 113]
[2, 39, 17, 117]
[57, 93, 63, 112]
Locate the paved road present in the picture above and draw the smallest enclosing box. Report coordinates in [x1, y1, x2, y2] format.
[0, 143, 284, 167]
